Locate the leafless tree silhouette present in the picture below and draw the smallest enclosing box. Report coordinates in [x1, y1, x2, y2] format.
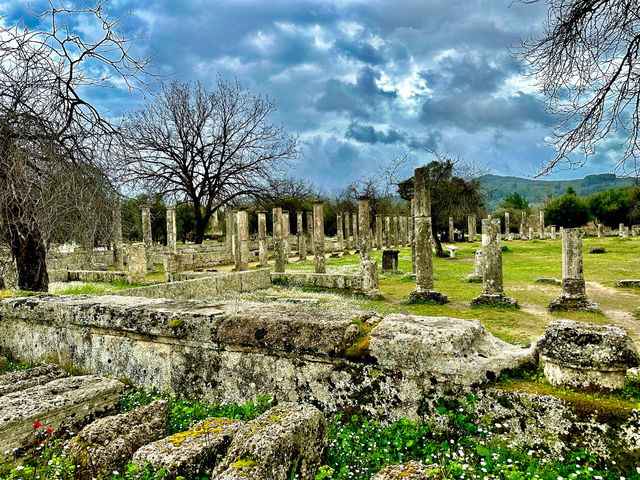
[519, 0, 640, 177]
[0, 0, 155, 290]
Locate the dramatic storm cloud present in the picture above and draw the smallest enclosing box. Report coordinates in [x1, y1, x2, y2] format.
[4, 0, 622, 190]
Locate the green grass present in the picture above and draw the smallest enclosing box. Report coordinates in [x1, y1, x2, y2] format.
[287, 237, 640, 344]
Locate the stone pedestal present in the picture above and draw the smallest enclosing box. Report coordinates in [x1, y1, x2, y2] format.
[113, 206, 124, 271]
[539, 210, 545, 237]
[297, 212, 306, 261]
[166, 206, 177, 254]
[273, 207, 285, 273]
[550, 225, 556, 240]
[382, 249, 399, 272]
[163, 252, 180, 282]
[408, 167, 447, 304]
[549, 228, 599, 311]
[375, 215, 382, 251]
[313, 202, 326, 273]
[467, 215, 476, 243]
[538, 319, 640, 391]
[345, 211, 352, 249]
[127, 244, 147, 284]
[234, 210, 249, 271]
[257, 212, 268, 267]
[336, 214, 344, 251]
[470, 218, 517, 307]
[597, 223, 604, 238]
[528, 226, 533, 240]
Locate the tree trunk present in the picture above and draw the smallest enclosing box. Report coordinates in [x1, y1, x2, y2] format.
[431, 221, 445, 257]
[8, 218, 49, 292]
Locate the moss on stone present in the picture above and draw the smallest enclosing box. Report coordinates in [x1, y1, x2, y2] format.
[168, 318, 184, 329]
[166, 417, 236, 447]
[496, 380, 635, 424]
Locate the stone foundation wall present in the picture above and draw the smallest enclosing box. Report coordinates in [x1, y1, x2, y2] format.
[0, 295, 637, 461]
[270, 272, 363, 290]
[112, 269, 270, 300]
[49, 270, 129, 284]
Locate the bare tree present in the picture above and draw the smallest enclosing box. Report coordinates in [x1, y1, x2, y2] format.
[519, 0, 640, 177]
[0, 0, 154, 291]
[119, 79, 300, 243]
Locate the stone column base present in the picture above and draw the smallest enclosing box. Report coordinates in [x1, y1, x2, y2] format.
[407, 289, 448, 304]
[470, 293, 518, 308]
[543, 360, 626, 392]
[548, 295, 599, 312]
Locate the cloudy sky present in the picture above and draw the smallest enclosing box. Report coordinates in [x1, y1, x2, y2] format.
[5, 0, 624, 191]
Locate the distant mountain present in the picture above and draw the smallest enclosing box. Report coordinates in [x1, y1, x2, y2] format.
[479, 173, 637, 211]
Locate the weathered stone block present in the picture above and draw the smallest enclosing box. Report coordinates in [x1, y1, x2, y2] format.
[0, 375, 123, 464]
[382, 249, 399, 272]
[589, 246, 607, 254]
[369, 314, 537, 385]
[0, 364, 68, 397]
[538, 319, 640, 391]
[132, 417, 244, 480]
[67, 400, 168, 476]
[213, 403, 328, 480]
[617, 279, 640, 288]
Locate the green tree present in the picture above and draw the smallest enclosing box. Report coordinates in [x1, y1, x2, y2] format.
[501, 192, 530, 210]
[587, 187, 634, 228]
[544, 188, 591, 228]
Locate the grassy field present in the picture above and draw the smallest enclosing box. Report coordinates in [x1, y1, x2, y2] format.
[284, 236, 640, 344]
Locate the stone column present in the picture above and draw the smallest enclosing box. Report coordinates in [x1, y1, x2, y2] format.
[141, 205, 152, 251]
[410, 198, 416, 275]
[549, 228, 599, 311]
[394, 215, 401, 248]
[234, 210, 249, 271]
[467, 215, 476, 243]
[226, 209, 236, 262]
[598, 223, 604, 238]
[283, 211, 290, 263]
[313, 201, 326, 273]
[539, 210, 545, 238]
[345, 211, 352, 249]
[384, 215, 391, 248]
[471, 218, 517, 307]
[336, 214, 344, 251]
[375, 215, 383, 251]
[306, 211, 314, 254]
[408, 167, 447, 304]
[358, 197, 371, 262]
[273, 207, 285, 273]
[297, 212, 307, 261]
[113, 206, 124, 271]
[528, 226, 534, 240]
[352, 213, 359, 252]
[400, 216, 407, 247]
[127, 244, 147, 284]
[550, 225, 557, 240]
[504, 211, 510, 236]
[166, 206, 177, 254]
[257, 211, 268, 267]
[448, 217, 454, 243]
[520, 210, 527, 239]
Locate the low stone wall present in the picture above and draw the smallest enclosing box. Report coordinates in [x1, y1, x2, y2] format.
[49, 270, 128, 284]
[112, 269, 270, 300]
[47, 250, 115, 271]
[270, 272, 363, 290]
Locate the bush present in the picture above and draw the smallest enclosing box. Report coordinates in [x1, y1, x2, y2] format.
[545, 187, 591, 228]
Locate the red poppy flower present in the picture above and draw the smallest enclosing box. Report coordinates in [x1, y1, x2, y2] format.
[46, 427, 54, 435]
[32, 421, 42, 430]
